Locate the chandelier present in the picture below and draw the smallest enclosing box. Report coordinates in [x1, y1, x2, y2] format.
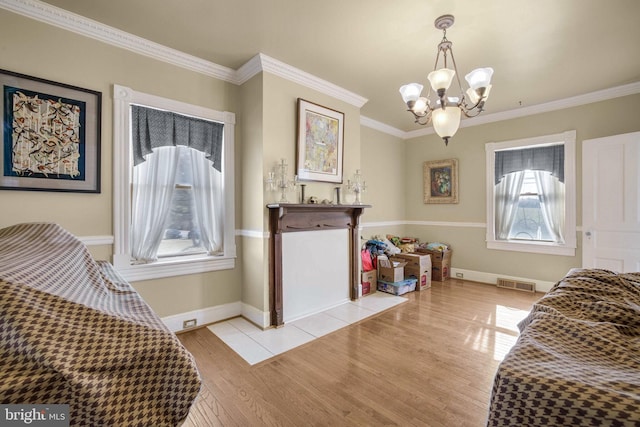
[399, 14, 493, 145]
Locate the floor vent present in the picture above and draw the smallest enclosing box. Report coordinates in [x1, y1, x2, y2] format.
[497, 278, 536, 293]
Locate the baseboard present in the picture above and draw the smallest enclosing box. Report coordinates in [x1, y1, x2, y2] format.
[450, 268, 555, 293]
[162, 268, 554, 333]
[283, 297, 351, 324]
[161, 301, 241, 333]
[241, 302, 270, 329]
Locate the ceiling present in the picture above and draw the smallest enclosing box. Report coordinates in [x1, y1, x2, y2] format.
[38, 0, 640, 133]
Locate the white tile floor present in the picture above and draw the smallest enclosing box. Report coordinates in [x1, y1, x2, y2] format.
[207, 292, 407, 365]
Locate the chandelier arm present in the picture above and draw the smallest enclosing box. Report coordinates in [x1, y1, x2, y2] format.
[460, 107, 484, 118]
[460, 97, 486, 113]
[424, 48, 445, 101]
[414, 114, 432, 126]
[446, 48, 467, 101]
[411, 109, 433, 125]
[432, 47, 443, 75]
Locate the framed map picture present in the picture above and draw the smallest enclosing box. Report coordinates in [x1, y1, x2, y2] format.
[0, 69, 101, 193]
[424, 158, 459, 204]
[296, 98, 344, 183]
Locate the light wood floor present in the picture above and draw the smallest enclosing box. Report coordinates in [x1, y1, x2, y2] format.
[178, 279, 542, 427]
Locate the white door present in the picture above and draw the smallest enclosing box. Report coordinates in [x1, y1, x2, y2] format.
[582, 131, 640, 271]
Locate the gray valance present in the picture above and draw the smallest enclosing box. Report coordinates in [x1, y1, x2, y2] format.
[495, 144, 564, 184]
[132, 105, 223, 171]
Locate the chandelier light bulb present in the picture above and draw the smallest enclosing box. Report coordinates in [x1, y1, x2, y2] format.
[465, 67, 494, 90]
[466, 84, 492, 105]
[432, 106, 461, 144]
[413, 97, 429, 114]
[466, 87, 480, 105]
[399, 83, 424, 103]
[427, 68, 456, 92]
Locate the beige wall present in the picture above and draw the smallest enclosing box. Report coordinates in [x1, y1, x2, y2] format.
[3, 8, 640, 320]
[403, 93, 640, 283]
[360, 126, 405, 222]
[239, 73, 363, 313]
[0, 10, 243, 317]
[262, 73, 362, 210]
[359, 126, 405, 240]
[237, 74, 266, 311]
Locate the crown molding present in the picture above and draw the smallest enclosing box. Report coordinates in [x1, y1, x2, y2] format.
[234, 54, 263, 85]
[398, 81, 640, 140]
[258, 54, 368, 108]
[359, 116, 406, 139]
[3, 0, 638, 136]
[0, 0, 237, 82]
[0, 0, 367, 107]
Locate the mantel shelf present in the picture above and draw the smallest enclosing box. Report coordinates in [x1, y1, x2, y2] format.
[267, 203, 372, 209]
[267, 203, 371, 327]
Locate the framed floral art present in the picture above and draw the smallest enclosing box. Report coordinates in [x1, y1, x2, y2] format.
[424, 158, 458, 204]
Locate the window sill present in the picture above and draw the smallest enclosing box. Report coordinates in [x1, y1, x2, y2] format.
[114, 254, 236, 282]
[487, 240, 576, 256]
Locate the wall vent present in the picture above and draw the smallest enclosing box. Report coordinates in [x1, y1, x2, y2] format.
[497, 278, 536, 293]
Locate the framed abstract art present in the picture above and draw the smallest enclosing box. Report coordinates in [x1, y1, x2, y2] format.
[0, 69, 101, 193]
[296, 98, 344, 183]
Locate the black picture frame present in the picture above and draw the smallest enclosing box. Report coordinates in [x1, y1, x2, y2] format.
[0, 68, 101, 193]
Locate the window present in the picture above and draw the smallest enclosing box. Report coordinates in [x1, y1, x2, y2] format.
[155, 147, 208, 258]
[507, 170, 558, 241]
[113, 85, 236, 281]
[485, 131, 576, 256]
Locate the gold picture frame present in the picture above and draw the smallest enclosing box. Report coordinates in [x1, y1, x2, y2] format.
[424, 158, 458, 204]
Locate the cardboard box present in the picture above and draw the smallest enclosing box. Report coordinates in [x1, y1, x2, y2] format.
[361, 270, 377, 296]
[377, 278, 417, 296]
[416, 248, 452, 263]
[432, 259, 450, 281]
[405, 265, 431, 291]
[393, 253, 432, 291]
[414, 248, 452, 281]
[391, 252, 431, 272]
[377, 255, 407, 283]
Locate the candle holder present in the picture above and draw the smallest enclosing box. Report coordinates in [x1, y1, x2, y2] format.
[265, 171, 276, 192]
[266, 159, 296, 203]
[347, 169, 367, 205]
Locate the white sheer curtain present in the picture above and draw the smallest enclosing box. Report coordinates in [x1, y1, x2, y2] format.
[131, 147, 180, 262]
[534, 170, 565, 243]
[189, 148, 223, 255]
[495, 171, 525, 240]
